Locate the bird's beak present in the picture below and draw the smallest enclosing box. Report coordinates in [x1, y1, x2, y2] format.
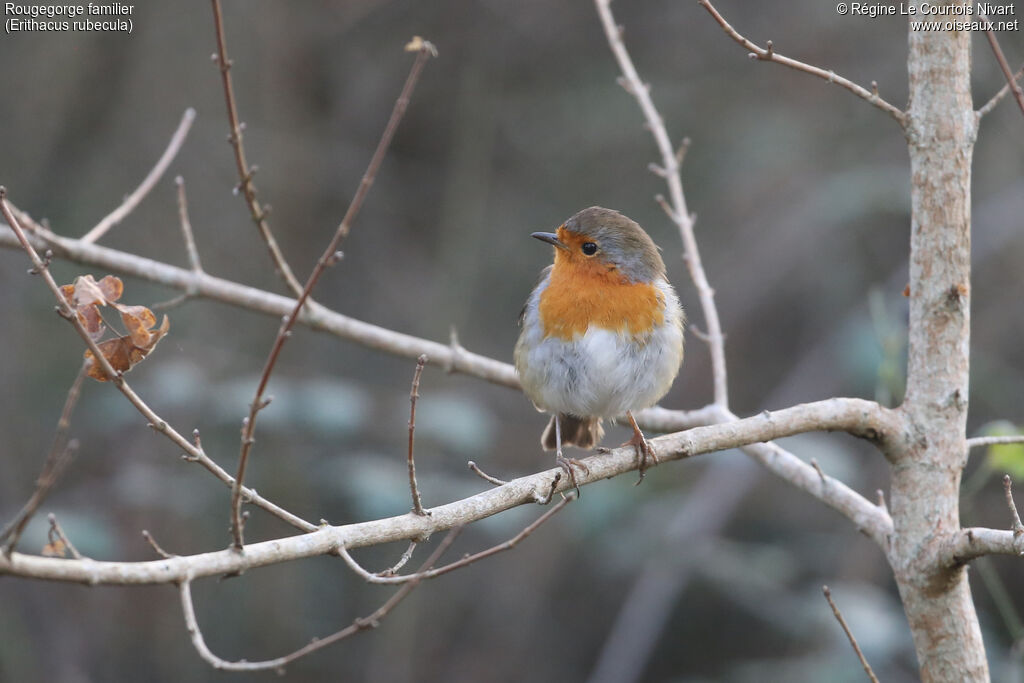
[531, 231, 569, 251]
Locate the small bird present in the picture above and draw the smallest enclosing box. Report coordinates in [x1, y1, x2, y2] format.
[514, 206, 685, 491]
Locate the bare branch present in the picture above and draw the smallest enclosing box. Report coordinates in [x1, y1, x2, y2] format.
[407, 354, 429, 516]
[181, 527, 461, 672]
[141, 530, 177, 559]
[697, 0, 906, 125]
[1, 362, 85, 554]
[338, 495, 573, 585]
[596, 0, 729, 406]
[0, 216, 521, 388]
[467, 461, 508, 486]
[209, 0, 304, 296]
[175, 176, 203, 274]
[0, 190, 316, 535]
[967, 434, 1024, 451]
[823, 585, 881, 683]
[979, 17, 1024, 119]
[46, 514, 82, 560]
[377, 541, 417, 577]
[1, 396, 895, 585]
[1004, 475, 1024, 538]
[946, 527, 1024, 565]
[229, 38, 436, 549]
[81, 108, 196, 244]
[978, 63, 1024, 118]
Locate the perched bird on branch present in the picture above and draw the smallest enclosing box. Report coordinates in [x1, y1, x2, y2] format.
[515, 206, 685, 492]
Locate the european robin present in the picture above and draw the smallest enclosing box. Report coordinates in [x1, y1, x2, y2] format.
[514, 206, 685, 491]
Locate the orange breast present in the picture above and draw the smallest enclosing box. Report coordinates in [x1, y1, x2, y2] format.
[538, 259, 664, 340]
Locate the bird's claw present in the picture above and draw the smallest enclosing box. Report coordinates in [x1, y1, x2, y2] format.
[556, 454, 589, 497]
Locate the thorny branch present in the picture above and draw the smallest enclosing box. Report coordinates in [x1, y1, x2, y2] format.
[697, 0, 906, 125]
[229, 38, 437, 549]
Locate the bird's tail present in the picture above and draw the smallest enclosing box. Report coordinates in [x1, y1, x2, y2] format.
[541, 414, 604, 451]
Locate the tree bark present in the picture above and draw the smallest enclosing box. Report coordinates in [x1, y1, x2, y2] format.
[892, 3, 986, 680]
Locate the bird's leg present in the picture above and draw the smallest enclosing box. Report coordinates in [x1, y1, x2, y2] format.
[553, 415, 588, 497]
[625, 410, 658, 484]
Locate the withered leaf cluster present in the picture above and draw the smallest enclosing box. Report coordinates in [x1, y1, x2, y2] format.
[60, 275, 170, 381]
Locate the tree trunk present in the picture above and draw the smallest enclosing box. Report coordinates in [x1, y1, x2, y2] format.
[892, 3, 986, 680]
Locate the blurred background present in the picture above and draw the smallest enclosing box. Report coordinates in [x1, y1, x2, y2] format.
[1, 1, 1023, 681]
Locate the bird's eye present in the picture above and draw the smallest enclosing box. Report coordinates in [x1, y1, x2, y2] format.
[581, 242, 598, 256]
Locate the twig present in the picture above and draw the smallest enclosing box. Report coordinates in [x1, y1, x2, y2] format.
[338, 495, 573, 585]
[467, 461, 507, 486]
[47, 514, 83, 560]
[142, 530, 177, 559]
[822, 585, 880, 683]
[81, 108, 196, 244]
[209, 0, 304, 297]
[180, 527, 461, 672]
[967, 434, 1024, 450]
[596, 0, 730, 407]
[1004, 475, 1024, 538]
[1, 362, 86, 554]
[175, 176, 203, 274]
[0, 188, 317, 535]
[377, 541, 417, 577]
[979, 17, 1024, 119]
[229, 38, 437, 549]
[978, 63, 1024, 117]
[697, 0, 905, 125]
[407, 355, 429, 515]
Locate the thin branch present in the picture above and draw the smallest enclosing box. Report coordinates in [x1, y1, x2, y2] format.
[978, 63, 1024, 117]
[338, 495, 573, 585]
[596, 0, 729, 407]
[967, 434, 1024, 450]
[0, 189, 316, 535]
[947, 527, 1024, 565]
[467, 461, 508, 486]
[46, 514, 83, 560]
[823, 585, 880, 683]
[377, 541, 417, 577]
[1, 396, 896, 585]
[697, 0, 906, 125]
[81, 108, 196, 244]
[1, 362, 86, 554]
[407, 354, 428, 516]
[1004, 475, 1024, 538]
[229, 38, 437, 549]
[142, 530, 177, 559]
[209, 0, 304, 297]
[180, 527, 460, 672]
[979, 17, 1024, 119]
[175, 176, 203, 274]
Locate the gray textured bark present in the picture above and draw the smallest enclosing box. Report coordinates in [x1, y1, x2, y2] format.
[891, 3, 987, 680]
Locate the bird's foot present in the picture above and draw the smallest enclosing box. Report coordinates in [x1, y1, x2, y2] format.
[556, 452, 589, 497]
[625, 431, 658, 484]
